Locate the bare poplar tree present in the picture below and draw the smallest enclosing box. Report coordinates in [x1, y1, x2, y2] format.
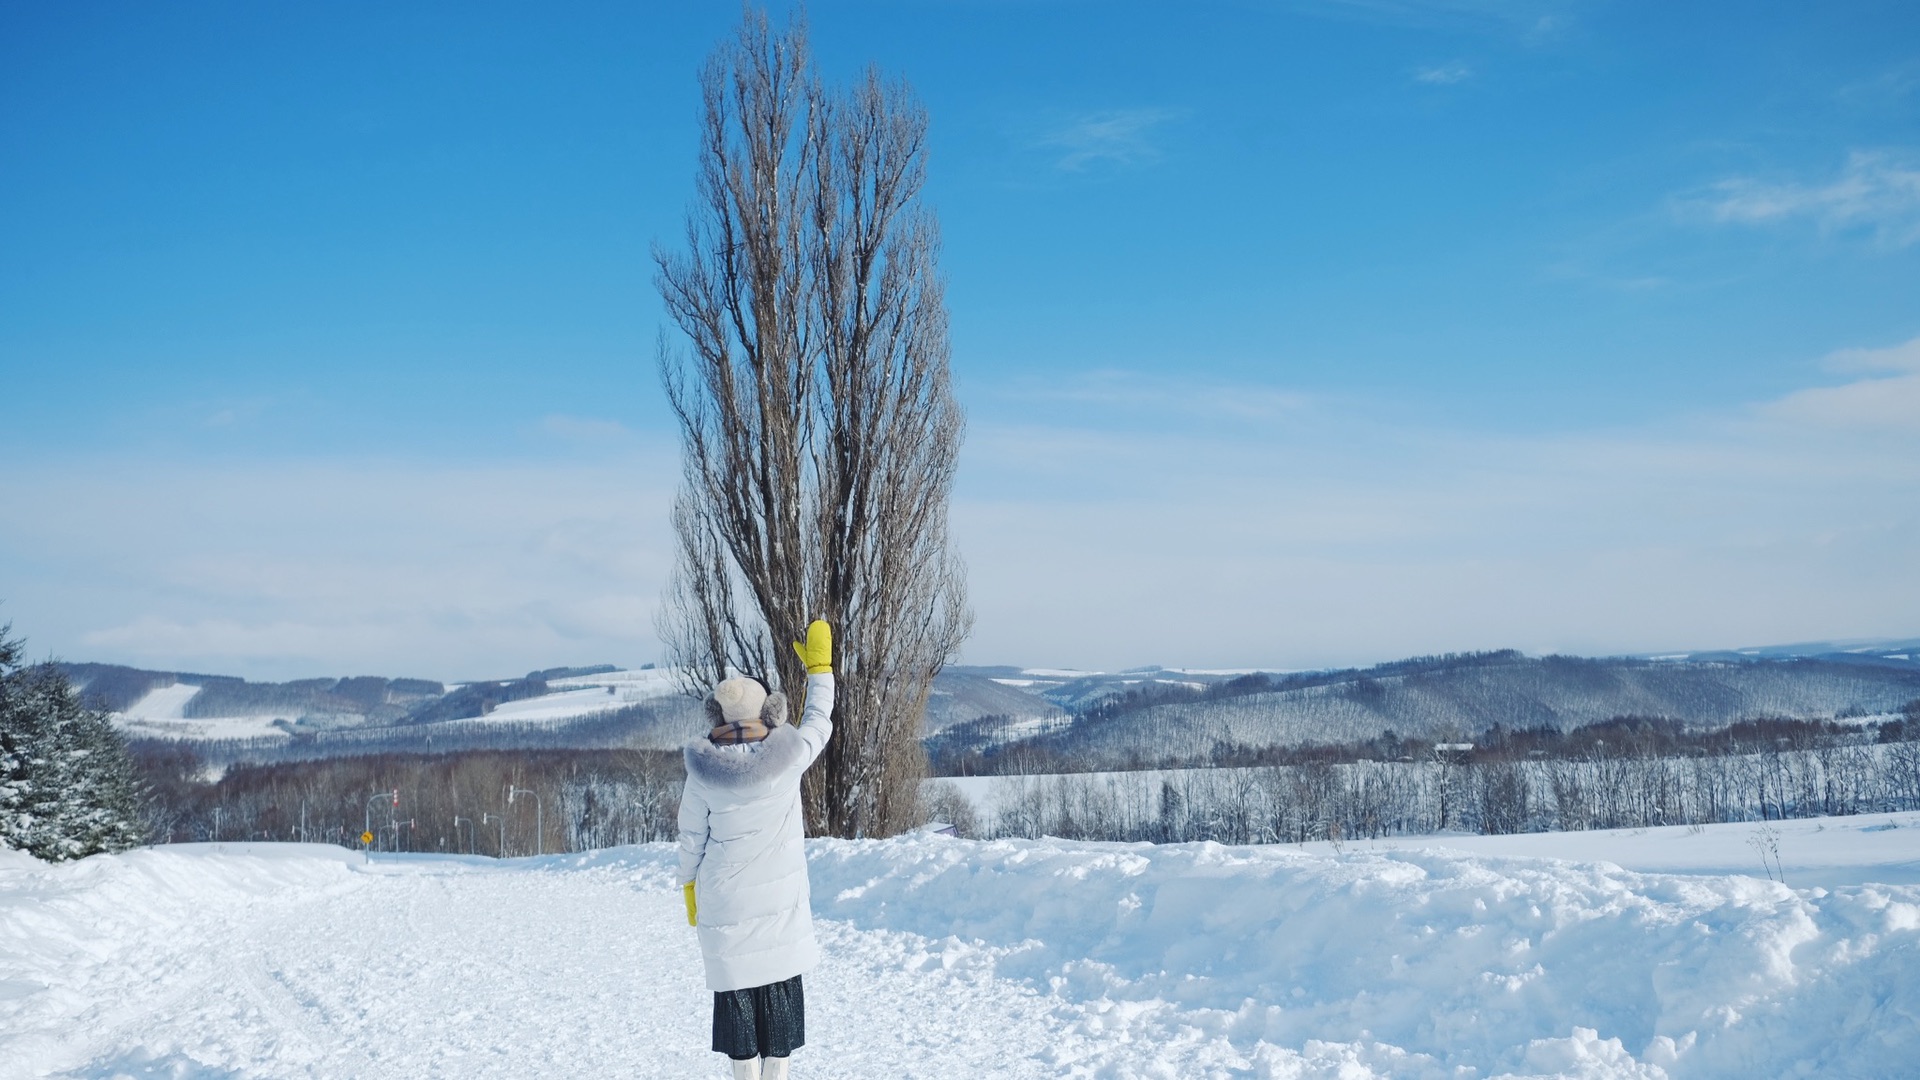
[655, 9, 970, 838]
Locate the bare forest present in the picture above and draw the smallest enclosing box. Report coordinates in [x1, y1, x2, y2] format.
[941, 706, 1920, 845]
[127, 702, 1920, 859]
[135, 747, 686, 857]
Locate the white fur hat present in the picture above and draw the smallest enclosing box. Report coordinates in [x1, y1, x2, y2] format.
[711, 677, 769, 723]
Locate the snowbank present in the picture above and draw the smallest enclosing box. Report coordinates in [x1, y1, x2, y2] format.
[3, 824, 1917, 1077]
[1366, 813, 1920, 887]
[805, 830, 1920, 1077]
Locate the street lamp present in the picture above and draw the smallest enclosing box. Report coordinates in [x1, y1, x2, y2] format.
[365, 790, 398, 854]
[453, 815, 477, 855]
[508, 786, 543, 856]
[482, 811, 507, 858]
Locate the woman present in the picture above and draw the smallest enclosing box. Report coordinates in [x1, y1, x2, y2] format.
[678, 620, 834, 1080]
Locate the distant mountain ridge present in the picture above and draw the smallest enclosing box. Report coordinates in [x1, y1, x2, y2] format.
[58, 663, 446, 721]
[929, 644, 1920, 771]
[57, 661, 703, 762]
[1641, 637, 1920, 665]
[55, 637, 1920, 771]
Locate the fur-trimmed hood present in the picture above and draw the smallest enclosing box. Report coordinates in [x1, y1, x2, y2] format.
[704, 686, 789, 744]
[684, 724, 806, 790]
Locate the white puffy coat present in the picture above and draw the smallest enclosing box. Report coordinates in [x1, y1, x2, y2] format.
[678, 672, 833, 992]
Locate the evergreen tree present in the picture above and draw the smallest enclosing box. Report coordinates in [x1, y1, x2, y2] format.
[0, 625, 145, 860]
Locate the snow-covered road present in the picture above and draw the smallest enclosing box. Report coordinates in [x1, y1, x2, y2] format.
[0, 846, 1064, 1079]
[4, 813, 1919, 1078]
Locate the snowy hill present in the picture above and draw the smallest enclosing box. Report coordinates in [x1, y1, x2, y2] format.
[64, 662, 703, 759]
[3, 814, 1917, 1077]
[54, 643, 1920, 772]
[937, 652, 1920, 769]
[923, 667, 1072, 733]
[77, 660, 1057, 744]
[1655, 636, 1920, 666]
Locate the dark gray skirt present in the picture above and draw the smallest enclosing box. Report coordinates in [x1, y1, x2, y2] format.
[712, 974, 804, 1060]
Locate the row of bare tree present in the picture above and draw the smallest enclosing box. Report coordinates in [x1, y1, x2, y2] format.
[972, 736, 1920, 844]
[131, 718, 1920, 855]
[137, 747, 685, 857]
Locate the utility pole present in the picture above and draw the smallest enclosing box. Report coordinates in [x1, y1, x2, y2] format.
[508, 786, 543, 856]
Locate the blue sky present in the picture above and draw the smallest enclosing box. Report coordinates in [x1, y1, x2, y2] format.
[2, 1, 1917, 680]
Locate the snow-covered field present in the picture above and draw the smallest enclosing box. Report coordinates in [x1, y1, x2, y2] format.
[111, 684, 295, 742]
[545, 667, 684, 698]
[4, 814, 1918, 1078]
[106, 668, 690, 740]
[451, 667, 686, 726]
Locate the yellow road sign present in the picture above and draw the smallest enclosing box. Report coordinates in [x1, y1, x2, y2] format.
[361, 831, 374, 845]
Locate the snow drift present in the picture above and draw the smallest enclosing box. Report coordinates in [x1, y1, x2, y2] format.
[806, 829, 1920, 1077]
[2, 817, 1917, 1078]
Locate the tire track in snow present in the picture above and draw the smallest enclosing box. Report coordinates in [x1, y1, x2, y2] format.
[223, 910, 389, 1080]
[1, 847, 372, 1078]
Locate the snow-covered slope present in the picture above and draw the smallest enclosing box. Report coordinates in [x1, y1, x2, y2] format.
[96, 666, 693, 750]
[923, 669, 1071, 734]
[4, 816, 1917, 1078]
[117, 683, 199, 721]
[434, 668, 684, 726]
[111, 682, 297, 741]
[545, 666, 684, 697]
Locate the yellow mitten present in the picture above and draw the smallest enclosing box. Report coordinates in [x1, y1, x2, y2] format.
[683, 881, 697, 926]
[791, 619, 832, 675]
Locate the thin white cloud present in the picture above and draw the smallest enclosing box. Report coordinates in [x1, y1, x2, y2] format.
[1694, 150, 1920, 247]
[1000, 370, 1312, 421]
[1758, 335, 1920, 431]
[0, 455, 678, 680]
[7, 345, 1918, 678]
[1303, 0, 1578, 40]
[1760, 373, 1920, 430]
[1039, 108, 1183, 172]
[1820, 336, 1920, 374]
[952, 347, 1920, 668]
[1837, 62, 1920, 107]
[538, 414, 638, 444]
[1414, 62, 1474, 85]
[195, 396, 276, 429]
